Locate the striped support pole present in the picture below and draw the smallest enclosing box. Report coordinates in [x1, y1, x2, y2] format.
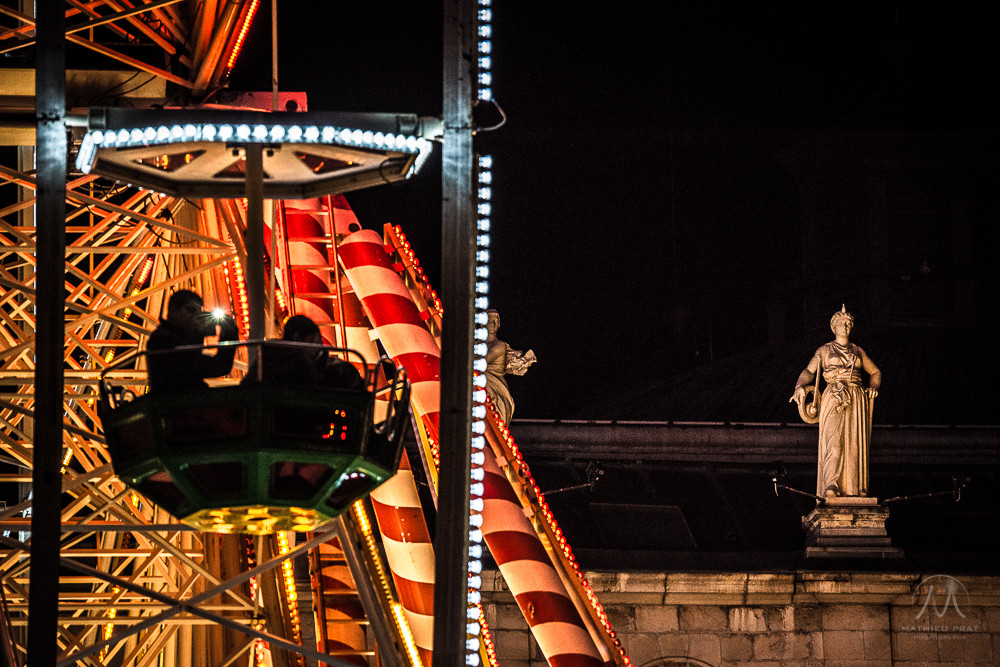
[481, 449, 610, 667]
[338, 230, 441, 434]
[339, 227, 614, 666]
[339, 229, 440, 663]
[369, 456, 435, 666]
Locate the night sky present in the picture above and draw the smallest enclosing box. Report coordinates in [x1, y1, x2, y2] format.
[229, 3, 996, 420]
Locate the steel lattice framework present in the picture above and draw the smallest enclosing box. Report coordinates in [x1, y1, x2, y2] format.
[0, 3, 326, 665]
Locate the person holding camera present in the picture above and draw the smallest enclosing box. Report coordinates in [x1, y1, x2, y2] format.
[146, 289, 239, 393]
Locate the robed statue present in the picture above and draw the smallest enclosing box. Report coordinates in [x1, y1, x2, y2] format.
[790, 306, 881, 499]
[484, 309, 536, 424]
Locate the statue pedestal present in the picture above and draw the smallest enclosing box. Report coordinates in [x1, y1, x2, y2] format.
[802, 497, 903, 559]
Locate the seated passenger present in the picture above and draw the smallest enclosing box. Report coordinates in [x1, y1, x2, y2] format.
[146, 290, 239, 393]
[244, 315, 363, 389]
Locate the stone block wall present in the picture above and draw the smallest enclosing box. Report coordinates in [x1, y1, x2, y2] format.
[480, 570, 1000, 666]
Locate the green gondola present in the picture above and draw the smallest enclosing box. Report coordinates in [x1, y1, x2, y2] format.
[97, 342, 409, 534]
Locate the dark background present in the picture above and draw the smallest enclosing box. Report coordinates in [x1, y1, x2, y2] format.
[230, 2, 997, 420]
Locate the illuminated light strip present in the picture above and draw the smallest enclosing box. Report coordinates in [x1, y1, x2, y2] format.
[476, 0, 494, 102]
[224, 257, 250, 337]
[105, 255, 155, 365]
[351, 501, 424, 667]
[275, 532, 302, 647]
[465, 152, 493, 666]
[471, 28, 496, 666]
[99, 586, 121, 661]
[477, 603, 500, 667]
[224, 0, 261, 71]
[386, 225, 444, 329]
[75, 123, 433, 175]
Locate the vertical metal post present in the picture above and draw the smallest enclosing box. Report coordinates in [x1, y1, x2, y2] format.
[30, 1, 66, 663]
[244, 145, 266, 357]
[435, 0, 475, 663]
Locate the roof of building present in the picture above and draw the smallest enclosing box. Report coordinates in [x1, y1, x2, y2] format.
[578, 328, 998, 426]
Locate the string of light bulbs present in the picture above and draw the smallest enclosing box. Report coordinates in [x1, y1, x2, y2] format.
[467, 1, 494, 665]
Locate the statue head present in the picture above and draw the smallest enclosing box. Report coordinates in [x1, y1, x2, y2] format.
[486, 309, 500, 334]
[830, 304, 854, 335]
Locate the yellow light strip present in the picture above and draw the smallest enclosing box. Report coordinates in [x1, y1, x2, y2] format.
[225, 0, 261, 71]
[275, 532, 302, 646]
[351, 501, 423, 667]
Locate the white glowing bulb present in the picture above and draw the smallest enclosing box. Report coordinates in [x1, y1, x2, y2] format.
[129, 128, 142, 143]
[478, 155, 493, 168]
[287, 125, 303, 141]
[252, 124, 268, 139]
[143, 127, 156, 141]
[351, 129, 363, 144]
[321, 126, 336, 141]
[170, 125, 183, 139]
[219, 125, 234, 140]
[184, 124, 198, 138]
[116, 129, 129, 144]
[202, 124, 217, 140]
[270, 125, 285, 141]
[236, 124, 251, 139]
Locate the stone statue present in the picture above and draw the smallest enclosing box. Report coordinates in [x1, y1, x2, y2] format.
[790, 306, 881, 499]
[484, 309, 536, 424]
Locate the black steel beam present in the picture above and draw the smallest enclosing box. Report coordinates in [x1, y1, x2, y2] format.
[29, 2, 66, 664]
[434, 0, 475, 663]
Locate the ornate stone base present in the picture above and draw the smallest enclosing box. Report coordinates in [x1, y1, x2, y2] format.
[802, 497, 904, 559]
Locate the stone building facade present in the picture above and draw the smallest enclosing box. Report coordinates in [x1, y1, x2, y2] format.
[482, 570, 1000, 666]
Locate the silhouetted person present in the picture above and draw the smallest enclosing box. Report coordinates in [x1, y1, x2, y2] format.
[244, 315, 363, 389]
[146, 290, 238, 393]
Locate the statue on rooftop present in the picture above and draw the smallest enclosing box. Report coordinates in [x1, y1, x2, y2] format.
[790, 306, 882, 500]
[484, 309, 536, 424]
